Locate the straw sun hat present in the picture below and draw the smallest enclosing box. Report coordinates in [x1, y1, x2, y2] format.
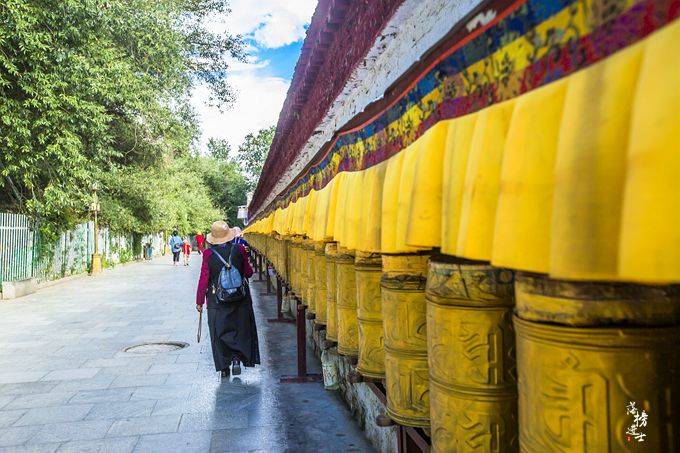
[207, 220, 237, 245]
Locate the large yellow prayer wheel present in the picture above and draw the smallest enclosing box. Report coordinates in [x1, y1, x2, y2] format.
[265, 235, 273, 270]
[295, 237, 307, 300]
[381, 253, 430, 427]
[272, 234, 285, 277]
[515, 274, 680, 451]
[426, 258, 517, 452]
[281, 236, 292, 285]
[301, 239, 316, 313]
[355, 251, 384, 379]
[286, 237, 295, 292]
[325, 242, 339, 342]
[314, 242, 328, 325]
[335, 247, 358, 357]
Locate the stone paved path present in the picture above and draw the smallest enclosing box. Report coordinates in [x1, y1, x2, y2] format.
[0, 256, 373, 452]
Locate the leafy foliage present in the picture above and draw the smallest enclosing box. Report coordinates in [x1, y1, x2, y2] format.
[189, 155, 249, 227]
[234, 126, 275, 191]
[0, 0, 246, 236]
[99, 160, 222, 235]
[207, 138, 232, 162]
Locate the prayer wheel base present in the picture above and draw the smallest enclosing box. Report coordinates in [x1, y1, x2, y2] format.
[337, 346, 358, 358]
[386, 408, 430, 429]
[355, 367, 385, 381]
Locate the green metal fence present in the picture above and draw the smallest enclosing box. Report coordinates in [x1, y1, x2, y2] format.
[0, 213, 34, 286]
[0, 212, 164, 293]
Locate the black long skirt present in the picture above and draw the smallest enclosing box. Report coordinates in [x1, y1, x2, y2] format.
[207, 287, 260, 371]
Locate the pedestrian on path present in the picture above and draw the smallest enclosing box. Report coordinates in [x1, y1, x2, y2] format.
[168, 230, 183, 266]
[195, 231, 205, 254]
[182, 238, 192, 266]
[231, 227, 251, 257]
[196, 220, 260, 378]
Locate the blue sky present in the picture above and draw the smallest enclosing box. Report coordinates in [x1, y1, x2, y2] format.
[255, 42, 305, 80]
[191, 1, 316, 152]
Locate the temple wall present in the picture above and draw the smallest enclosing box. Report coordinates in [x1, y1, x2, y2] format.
[254, 0, 482, 218]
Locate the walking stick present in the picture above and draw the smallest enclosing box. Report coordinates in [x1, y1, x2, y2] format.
[197, 309, 203, 343]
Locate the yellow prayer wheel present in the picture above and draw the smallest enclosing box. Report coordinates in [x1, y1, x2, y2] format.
[268, 235, 276, 268]
[335, 247, 358, 357]
[270, 234, 282, 276]
[288, 237, 300, 294]
[355, 251, 384, 379]
[426, 258, 517, 452]
[285, 237, 294, 291]
[278, 235, 286, 277]
[515, 273, 680, 326]
[515, 274, 680, 451]
[295, 237, 307, 299]
[314, 242, 328, 325]
[302, 239, 316, 313]
[325, 243, 339, 342]
[381, 253, 430, 427]
[281, 236, 291, 284]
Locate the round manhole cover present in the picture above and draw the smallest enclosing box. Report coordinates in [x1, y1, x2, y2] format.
[123, 342, 189, 354]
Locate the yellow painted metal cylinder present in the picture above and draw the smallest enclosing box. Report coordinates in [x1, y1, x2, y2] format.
[515, 274, 680, 451]
[426, 258, 517, 452]
[281, 236, 291, 285]
[381, 253, 430, 427]
[295, 237, 306, 300]
[355, 251, 384, 379]
[516, 317, 679, 451]
[314, 242, 328, 325]
[287, 237, 297, 293]
[515, 273, 680, 326]
[302, 239, 316, 313]
[325, 243, 339, 342]
[336, 247, 358, 357]
[272, 234, 284, 278]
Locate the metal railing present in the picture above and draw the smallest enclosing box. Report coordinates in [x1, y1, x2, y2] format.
[0, 212, 164, 292]
[0, 213, 34, 285]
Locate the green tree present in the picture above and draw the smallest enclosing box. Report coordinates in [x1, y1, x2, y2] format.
[207, 138, 232, 161]
[99, 160, 222, 235]
[0, 0, 245, 236]
[234, 126, 276, 191]
[188, 156, 249, 226]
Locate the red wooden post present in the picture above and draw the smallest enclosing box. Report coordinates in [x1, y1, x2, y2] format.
[267, 276, 294, 324]
[280, 297, 322, 383]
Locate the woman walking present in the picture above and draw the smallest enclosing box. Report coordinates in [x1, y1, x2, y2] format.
[195, 232, 205, 254]
[168, 231, 183, 266]
[182, 239, 192, 266]
[196, 221, 260, 377]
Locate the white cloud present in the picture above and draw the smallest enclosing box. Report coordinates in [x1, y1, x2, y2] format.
[212, 0, 317, 48]
[192, 66, 289, 153]
[192, 0, 316, 152]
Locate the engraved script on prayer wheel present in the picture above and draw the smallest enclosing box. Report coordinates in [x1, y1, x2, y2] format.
[325, 242, 339, 342]
[336, 247, 358, 357]
[355, 251, 384, 379]
[426, 258, 518, 452]
[514, 275, 680, 451]
[381, 253, 430, 427]
[302, 239, 316, 314]
[314, 241, 328, 325]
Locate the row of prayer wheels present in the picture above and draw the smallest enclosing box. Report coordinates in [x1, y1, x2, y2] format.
[246, 233, 679, 452]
